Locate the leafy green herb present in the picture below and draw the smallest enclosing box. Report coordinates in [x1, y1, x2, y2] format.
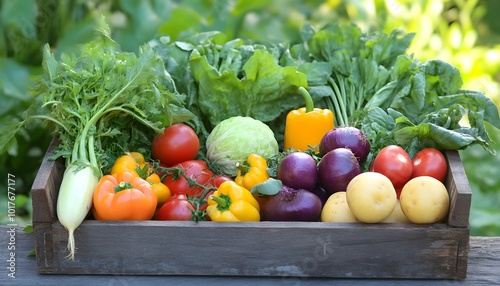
[357, 59, 500, 162]
[0, 19, 194, 173]
[281, 23, 500, 164]
[282, 24, 415, 127]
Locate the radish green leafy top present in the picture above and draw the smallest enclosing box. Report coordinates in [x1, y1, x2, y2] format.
[0, 19, 194, 174]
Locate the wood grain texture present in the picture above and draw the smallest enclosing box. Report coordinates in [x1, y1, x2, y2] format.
[1, 226, 498, 285]
[32, 221, 469, 279]
[29, 143, 472, 279]
[444, 151, 472, 228]
[31, 138, 64, 224]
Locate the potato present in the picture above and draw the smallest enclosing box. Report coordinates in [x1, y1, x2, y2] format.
[321, 192, 357, 222]
[399, 176, 449, 224]
[346, 172, 397, 223]
[381, 200, 410, 223]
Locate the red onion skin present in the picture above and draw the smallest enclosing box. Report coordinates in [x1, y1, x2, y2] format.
[318, 148, 361, 195]
[319, 127, 370, 162]
[263, 185, 322, 221]
[277, 152, 318, 191]
[310, 185, 328, 206]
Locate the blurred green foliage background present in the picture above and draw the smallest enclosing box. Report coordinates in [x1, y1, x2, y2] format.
[1, 0, 499, 235]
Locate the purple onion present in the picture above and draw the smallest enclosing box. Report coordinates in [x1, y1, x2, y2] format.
[319, 126, 371, 162]
[277, 152, 318, 191]
[263, 185, 322, 221]
[318, 148, 361, 195]
[309, 185, 328, 206]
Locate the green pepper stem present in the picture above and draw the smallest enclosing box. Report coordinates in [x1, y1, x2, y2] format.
[298, 87, 314, 113]
[114, 181, 134, 193]
[210, 194, 232, 213]
[209, 195, 227, 208]
[236, 161, 251, 176]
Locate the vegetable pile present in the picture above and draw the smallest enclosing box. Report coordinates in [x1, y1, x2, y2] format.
[2, 19, 500, 259]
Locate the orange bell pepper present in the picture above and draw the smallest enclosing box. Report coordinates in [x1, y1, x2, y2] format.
[93, 171, 158, 220]
[111, 152, 170, 205]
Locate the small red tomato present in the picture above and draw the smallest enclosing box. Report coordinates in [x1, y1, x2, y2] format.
[206, 174, 233, 188]
[372, 145, 413, 191]
[156, 194, 194, 221]
[411, 148, 447, 182]
[163, 160, 214, 197]
[151, 123, 200, 166]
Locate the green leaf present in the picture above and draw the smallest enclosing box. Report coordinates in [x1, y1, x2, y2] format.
[251, 178, 282, 196]
[297, 62, 333, 86]
[308, 24, 362, 61]
[232, 0, 271, 15]
[158, 6, 202, 40]
[115, 0, 173, 52]
[363, 29, 415, 68]
[437, 90, 500, 130]
[190, 48, 308, 128]
[395, 124, 468, 150]
[421, 60, 463, 96]
[0, 110, 32, 155]
[0, 0, 39, 61]
[41, 45, 57, 82]
[0, 58, 31, 102]
[23, 224, 33, 233]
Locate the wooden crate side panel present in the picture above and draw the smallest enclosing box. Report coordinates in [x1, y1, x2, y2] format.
[36, 221, 468, 279]
[444, 151, 472, 228]
[33, 223, 56, 270]
[31, 138, 64, 223]
[455, 233, 470, 279]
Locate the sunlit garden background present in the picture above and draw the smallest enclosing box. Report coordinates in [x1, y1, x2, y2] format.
[1, 0, 499, 235]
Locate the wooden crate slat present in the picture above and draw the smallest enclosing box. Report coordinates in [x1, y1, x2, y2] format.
[444, 151, 472, 228]
[31, 138, 64, 223]
[36, 221, 468, 279]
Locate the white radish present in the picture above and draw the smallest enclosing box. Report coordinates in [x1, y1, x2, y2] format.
[56, 163, 99, 260]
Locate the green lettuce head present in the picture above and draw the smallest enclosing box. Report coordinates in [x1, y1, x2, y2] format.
[206, 116, 279, 177]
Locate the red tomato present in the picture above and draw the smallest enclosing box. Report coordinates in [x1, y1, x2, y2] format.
[156, 194, 194, 221]
[372, 145, 413, 191]
[411, 148, 447, 182]
[206, 174, 233, 188]
[163, 160, 214, 197]
[151, 123, 200, 166]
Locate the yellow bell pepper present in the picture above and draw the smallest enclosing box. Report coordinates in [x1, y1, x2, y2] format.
[111, 152, 171, 205]
[111, 152, 149, 177]
[284, 87, 334, 151]
[235, 154, 269, 191]
[207, 181, 260, 222]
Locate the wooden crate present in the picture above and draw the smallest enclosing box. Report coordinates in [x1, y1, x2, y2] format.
[31, 138, 471, 279]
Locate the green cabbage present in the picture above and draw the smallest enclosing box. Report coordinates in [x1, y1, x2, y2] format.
[206, 116, 279, 177]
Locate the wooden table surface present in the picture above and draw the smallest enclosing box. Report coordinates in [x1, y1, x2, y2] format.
[1, 225, 499, 285]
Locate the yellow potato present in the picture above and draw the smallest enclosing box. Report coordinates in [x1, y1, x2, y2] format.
[399, 176, 450, 224]
[346, 172, 397, 223]
[381, 200, 410, 223]
[321, 192, 358, 222]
